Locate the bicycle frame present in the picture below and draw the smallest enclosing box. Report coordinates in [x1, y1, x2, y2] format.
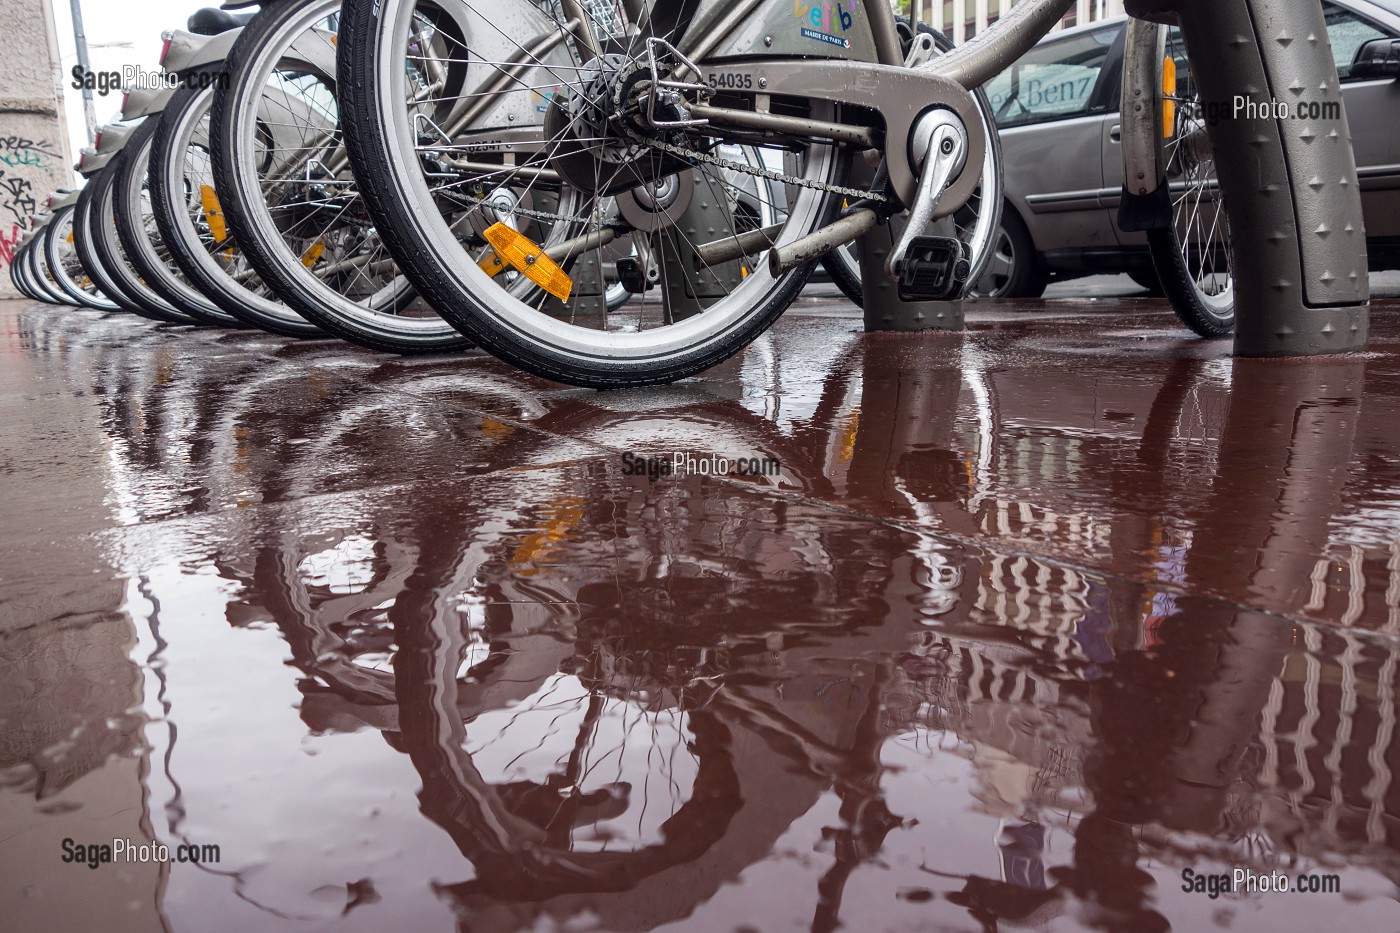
[665, 0, 1073, 203]
[420, 0, 1073, 215]
[673, 0, 1074, 257]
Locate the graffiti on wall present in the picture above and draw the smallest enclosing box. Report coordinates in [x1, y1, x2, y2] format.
[0, 137, 62, 270]
[0, 138, 53, 169]
[0, 224, 24, 267]
[0, 176, 38, 224]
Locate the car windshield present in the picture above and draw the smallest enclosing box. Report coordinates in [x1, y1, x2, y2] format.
[985, 25, 1120, 129]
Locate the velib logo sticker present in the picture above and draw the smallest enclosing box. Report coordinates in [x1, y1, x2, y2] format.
[794, 0, 856, 49]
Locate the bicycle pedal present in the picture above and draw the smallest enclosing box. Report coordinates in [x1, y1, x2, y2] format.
[895, 236, 971, 302]
[616, 257, 652, 294]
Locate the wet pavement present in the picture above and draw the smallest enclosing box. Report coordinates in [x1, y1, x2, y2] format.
[3, 290, 1400, 932]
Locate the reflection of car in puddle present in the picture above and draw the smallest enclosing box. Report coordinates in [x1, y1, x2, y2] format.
[51, 306, 1400, 928]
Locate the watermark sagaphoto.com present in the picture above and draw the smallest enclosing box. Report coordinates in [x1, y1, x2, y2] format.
[1181, 866, 1342, 899]
[620, 451, 782, 482]
[1190, 95, 1343, 124]
[70, 66, 228, 96]
[61, 836, 221, 870]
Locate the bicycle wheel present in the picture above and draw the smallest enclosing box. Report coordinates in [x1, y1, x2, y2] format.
[43, 205, 120, 310]
[22, 239, 52, 302]
[1146, 26, 1233, 338]
[8, 238, 28, 298]
[28, 223, 75, 305]
[149, 71, 327, 338]
[213, 0, 469, 354]
[338, 0, 850, 387]
[85, 155, 201, 324]
[74, 175, 164, 319]
[821, 18, 1003, 306]
[113, 117, 245, 327]
[10, 235, 47, 302]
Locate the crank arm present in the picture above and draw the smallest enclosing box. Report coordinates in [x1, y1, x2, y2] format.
[766, 109, 970, 289]
[886, 111, 967, 281]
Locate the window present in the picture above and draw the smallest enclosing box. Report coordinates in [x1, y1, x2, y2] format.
[985, 26, 1118, 128]
[987, 0, 1000, 26]
[942, 0, 954, 40]
[966, 16, 977, 40]
[1324, 2, 1390, 79]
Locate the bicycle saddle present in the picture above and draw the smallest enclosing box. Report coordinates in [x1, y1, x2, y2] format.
[187, 7, 256, 35]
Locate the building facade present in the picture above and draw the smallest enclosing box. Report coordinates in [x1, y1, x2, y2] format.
[910, 0, 1126, 45]
[0, 0, 74, 297]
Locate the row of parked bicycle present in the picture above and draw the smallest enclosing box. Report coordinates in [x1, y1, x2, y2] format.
[12, 4, 453, 347]
[12, 0, 1364, 387]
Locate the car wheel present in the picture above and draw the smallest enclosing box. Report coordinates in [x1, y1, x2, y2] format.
[974, 211, 1047, 299]
[605, 282, 630, 312]
[1129, 268, 1164, 295]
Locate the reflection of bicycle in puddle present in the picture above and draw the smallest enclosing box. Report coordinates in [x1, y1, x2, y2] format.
[65, 313, 1400, 928]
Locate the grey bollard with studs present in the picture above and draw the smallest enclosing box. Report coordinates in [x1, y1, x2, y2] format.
[1171, 0, 1369, 356]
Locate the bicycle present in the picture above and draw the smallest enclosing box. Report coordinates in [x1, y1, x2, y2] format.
[111, 115, 248, 326]
[1138, 22, 1234, 338]
[10, 221, 57, 301]
[150, 20, 328, 337]
[210, 0, 474, 354]
[334, 0, 1369, 387]
[75, 120, 207, 324]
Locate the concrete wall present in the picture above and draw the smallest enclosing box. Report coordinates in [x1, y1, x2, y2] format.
[0, 0, 75, 295]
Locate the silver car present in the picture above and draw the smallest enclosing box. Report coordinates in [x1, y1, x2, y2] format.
[979, 0, 1400, 298]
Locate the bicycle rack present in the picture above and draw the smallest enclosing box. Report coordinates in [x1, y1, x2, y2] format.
[1147, 0, 1370, 356]
[858, 217, 965, 333]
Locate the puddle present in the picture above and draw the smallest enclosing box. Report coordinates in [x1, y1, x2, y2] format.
[4, 301, 1400, 931]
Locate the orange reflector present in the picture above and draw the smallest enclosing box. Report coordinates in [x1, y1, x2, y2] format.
[200, 185, 228, 243]
[1162, 56, 1177, 139]
[301, 239, 326, 268]
[481, 416, 514, 437]
[478, 250, 507, 277]
[481, 222, 572, 302]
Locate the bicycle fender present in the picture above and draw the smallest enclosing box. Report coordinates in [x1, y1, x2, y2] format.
[94, 123, 138, 155]
[1118, 18, 1170, 232]
[121, 86, 176, 121]
[76, 123, 136, 177]
[163, 28, 241, 75]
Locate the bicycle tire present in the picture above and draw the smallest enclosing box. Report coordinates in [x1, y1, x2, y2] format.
[27, 223, 75, 305]
[85, 154, 202, 324]
[10, 236, 46, 302]
[337, 0, 848, 388]
[73, 176, 167, 320]
[113, 117, 245, 327]
[212, 0, 469, 354]
[1148, 226, 1231, 336]
[43, 205, 121, 310]
[149, 72, 327, 338]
